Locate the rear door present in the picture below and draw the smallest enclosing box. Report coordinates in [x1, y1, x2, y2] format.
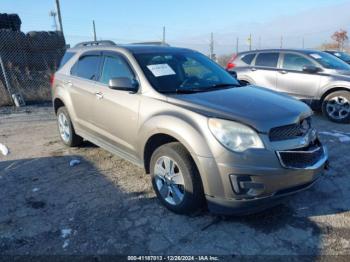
[69, 51, 102, 132]
[249, 52, 280, 90]
[276, 52, 321, 99]
[93, 51, 140, 158]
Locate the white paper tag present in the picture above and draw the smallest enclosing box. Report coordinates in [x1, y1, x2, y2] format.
[310, 53, 322, 59]
[147, 64, 176, 77]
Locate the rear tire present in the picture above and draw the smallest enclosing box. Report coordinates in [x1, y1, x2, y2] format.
[150, 142, 205, 214]
[56, 107, 83, 147]
[322, 91, 350, 123]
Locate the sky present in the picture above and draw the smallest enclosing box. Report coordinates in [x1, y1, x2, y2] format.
[2, 0, 350, 54]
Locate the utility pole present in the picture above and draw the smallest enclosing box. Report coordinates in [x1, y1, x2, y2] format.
[93, 20, 97, 41]
[210, 32, 214, 60]
[248, 34, 252, 51]
[258, 36, 261, 49]
[280, 36, 283, 49]
[49, 10, 58, 31]
[55, 0, 64, 34]
[162, 26, 166, 45]
[236, 37, 239, 54]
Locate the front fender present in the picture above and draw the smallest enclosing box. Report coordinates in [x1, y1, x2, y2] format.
[138, 114, 213, 160]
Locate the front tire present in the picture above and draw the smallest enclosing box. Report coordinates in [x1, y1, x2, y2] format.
[57, 107, 83, 147]
[322, 91, 350, 123]
[150, 142, 205, 214]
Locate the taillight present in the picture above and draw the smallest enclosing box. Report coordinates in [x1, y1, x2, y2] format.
[50, 74, 55, 87]
[226, 54, 237, 70]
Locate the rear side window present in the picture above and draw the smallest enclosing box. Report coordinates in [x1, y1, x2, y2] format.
[99, 55, 134, 84]
[255, 53, 279, 68]
[58, 51, 75, 69]
[240, 53, 255, 65]
[71, 55, 101, 80]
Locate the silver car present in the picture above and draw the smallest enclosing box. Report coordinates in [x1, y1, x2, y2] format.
[52, 41, 328, 215]
[227, 49, 350, 123]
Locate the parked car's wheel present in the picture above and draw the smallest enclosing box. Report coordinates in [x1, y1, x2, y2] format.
[322, 91, 350, 123]
[150, 142, 204, 214]
[56, 107, 83, 147]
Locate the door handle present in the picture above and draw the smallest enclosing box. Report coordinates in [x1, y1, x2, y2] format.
[279, 70, 288, 74]
[251, 67, 257, 71]
[95, 92, 104, 100]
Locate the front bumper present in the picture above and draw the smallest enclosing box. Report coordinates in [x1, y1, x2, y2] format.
[197, 144, 328, 215]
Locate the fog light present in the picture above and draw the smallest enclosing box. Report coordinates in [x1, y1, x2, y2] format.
[229, 174, 265, 197]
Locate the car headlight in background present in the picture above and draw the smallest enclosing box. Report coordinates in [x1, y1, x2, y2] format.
[208, 118, 264, 152]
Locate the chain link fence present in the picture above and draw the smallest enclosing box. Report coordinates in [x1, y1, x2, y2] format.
[0, 13, 66, 107]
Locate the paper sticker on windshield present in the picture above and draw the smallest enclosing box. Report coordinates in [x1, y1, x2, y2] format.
[147, 64, 176, 77]
[310, 53, 322, 59]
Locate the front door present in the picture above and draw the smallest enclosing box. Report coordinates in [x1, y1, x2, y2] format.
[276, 52, 321, 99]
[93, 52, 140, 158]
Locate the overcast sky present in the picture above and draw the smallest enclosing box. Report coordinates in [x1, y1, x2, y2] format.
[2, 0, 350, 54]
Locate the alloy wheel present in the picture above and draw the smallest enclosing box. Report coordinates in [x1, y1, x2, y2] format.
[154, 156, 185, 206]
[326, 96, 350, 120]
[58, 112, 71, 143]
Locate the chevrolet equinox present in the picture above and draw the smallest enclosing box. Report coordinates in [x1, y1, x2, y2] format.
[52, 41, 328, 215]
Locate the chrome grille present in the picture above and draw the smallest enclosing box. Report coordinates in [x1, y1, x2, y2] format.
[269, 117, 311, 141]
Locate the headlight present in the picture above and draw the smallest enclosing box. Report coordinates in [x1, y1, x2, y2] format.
[208, 118, 264, 152]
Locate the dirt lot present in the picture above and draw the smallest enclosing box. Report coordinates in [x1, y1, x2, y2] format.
[1, 105, 350, 256]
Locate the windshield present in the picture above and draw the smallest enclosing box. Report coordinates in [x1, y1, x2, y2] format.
[307, 51, 350, 70]
[331, 51, 350, 62]
[134, 51, 240, 93]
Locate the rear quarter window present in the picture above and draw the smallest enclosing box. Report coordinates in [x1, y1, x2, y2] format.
[71, 55, 101, 80]
[255, 53, 279, 68]
[240, 53, 255, 65]
[58, 51, 75, 70]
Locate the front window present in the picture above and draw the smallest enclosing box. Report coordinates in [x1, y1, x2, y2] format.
[282, 53, 314, 71]
[307, 51, 350, 70]
[134, 51, 239, 93]
[100, 55, 134, 85]
[331, 51, 350, 63]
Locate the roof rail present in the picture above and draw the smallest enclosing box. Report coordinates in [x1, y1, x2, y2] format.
[74, 40, 117, 48]
[131, 41, 170, 47]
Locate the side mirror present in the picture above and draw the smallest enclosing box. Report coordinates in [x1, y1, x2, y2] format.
[108, 77, 138, 92]
[302, 65, 321, 74]
[226, 70, 237, 79]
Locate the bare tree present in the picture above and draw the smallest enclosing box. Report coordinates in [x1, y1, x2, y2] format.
[217, 54, 234, 68]
[332, 29, 348, 50]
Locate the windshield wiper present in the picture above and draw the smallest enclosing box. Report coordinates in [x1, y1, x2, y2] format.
[157, 83, 240, 94]
[210, 83, 241, 88]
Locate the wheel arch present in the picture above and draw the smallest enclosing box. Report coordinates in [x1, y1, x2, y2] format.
[53, 97, 65, 114]
[320, 86, 350, 104]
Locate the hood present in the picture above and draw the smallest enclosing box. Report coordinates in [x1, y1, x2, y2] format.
[166, 86, 312, 133]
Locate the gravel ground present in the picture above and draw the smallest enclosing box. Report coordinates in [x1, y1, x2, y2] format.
[1, 105, 350, 257]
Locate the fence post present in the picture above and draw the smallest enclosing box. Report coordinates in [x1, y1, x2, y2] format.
[0, 55, 25, 107]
